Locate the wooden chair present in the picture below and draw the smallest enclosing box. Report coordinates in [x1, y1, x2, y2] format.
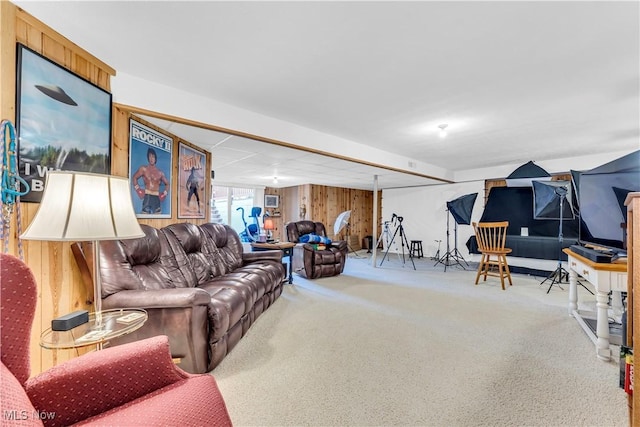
[473, 221, 513, 290]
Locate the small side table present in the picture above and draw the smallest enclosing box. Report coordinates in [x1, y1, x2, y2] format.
[40, 309, 148, 350]
[251, 241, 296, 284]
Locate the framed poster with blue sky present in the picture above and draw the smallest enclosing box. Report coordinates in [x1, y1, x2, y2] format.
[16, 43, 112, 202]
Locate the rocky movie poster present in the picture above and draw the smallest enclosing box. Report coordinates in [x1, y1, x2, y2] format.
[178, 143, 206, 219]
[16, 44, 112, 202]
[129, 120, 173, 219]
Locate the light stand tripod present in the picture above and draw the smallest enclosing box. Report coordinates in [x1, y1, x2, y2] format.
[541, 186, 569, 293]
[434, 208, 469, 271]
[532, 180, 583, 294]
[379, 214, 416, 270]
[344, 223, 362, 258]
[431, 240, 442, 261]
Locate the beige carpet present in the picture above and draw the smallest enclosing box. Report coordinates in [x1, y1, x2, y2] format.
[213, 252, 628, 426]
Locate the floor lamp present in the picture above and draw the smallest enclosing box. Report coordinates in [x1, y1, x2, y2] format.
[20, 171, 144, 314]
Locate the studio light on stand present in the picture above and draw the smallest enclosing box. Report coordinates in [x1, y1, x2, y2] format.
[21, 171, 145, 318]
[532, 180, 575, 293]
[334, 210, 360, 257]
[435, 193, 477, 272]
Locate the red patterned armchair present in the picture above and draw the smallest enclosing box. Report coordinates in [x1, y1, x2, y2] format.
[0, 253, 232, 427]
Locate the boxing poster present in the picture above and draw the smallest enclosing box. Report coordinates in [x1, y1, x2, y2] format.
[178, 143, 206, 219]
[129, 119, 172, 218]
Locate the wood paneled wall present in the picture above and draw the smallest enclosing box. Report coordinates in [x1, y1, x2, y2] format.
[1, 3, 210, 375]
[261, 185, 380, 247]
[1, 3, 118, 375]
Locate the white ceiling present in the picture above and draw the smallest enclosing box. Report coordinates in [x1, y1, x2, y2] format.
[13, 1, 640, 190]
[136, 114, 439, 190]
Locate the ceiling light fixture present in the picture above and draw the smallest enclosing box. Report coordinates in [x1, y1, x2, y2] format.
[438, 124, 448, 138]
[273, 176, 278, 184]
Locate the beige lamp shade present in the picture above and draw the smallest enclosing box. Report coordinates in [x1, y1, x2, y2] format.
[21, 171, 144, 315]
[21, 171, 144, 241]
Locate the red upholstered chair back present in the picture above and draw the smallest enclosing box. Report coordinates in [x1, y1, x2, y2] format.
[0, 253, 38, 385]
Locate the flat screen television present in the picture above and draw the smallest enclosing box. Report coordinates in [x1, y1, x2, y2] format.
[576, 150, 640, 252]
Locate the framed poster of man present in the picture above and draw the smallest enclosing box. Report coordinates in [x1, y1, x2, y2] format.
[129, 120, 172, 218]
[16, 43, 112, 202]
[178, 143, 206, 219]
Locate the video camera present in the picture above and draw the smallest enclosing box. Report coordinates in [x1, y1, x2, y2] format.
[391, 213, 403, 224]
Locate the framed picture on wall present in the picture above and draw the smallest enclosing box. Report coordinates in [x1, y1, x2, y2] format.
[129, 119, 173, 218]
[265, 194, 279, 208]
[16, 43, 112, 202]
[178, 143, 206, 219]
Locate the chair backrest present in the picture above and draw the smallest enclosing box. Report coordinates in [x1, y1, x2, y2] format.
[286, 221, 327, 243]
[473, 221, 509, 252]
[0, 253, 37, 385]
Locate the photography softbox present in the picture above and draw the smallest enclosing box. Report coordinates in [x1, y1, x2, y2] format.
[578, 150, 640, 250]
[446, 193, 478, 225]
[532, 181, 574, 220]
[506, 161, 552, 187]
[533, 180, 575, 292]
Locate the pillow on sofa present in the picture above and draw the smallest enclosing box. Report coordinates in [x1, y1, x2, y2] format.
[299, 234, 332, 245]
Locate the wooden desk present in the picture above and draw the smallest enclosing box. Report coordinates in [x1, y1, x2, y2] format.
[564, 248, 627, 361]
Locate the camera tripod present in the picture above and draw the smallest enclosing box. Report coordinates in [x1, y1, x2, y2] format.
[373, 221, 394, 254]
[379, 214, 416, 270]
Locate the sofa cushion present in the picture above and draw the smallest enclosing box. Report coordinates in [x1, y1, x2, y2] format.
[162, 223, 212, 285]
[101, 225, 196, 296]
[200, 224, 243, 274]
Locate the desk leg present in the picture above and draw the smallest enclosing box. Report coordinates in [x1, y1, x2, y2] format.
[611, 291, 623, 322]
[284, 249, 293, 284]
[568, 267, 578, 316]
[596, 289, 611, 361]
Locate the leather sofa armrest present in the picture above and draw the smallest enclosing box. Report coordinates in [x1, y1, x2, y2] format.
[299, 243, 317, 252]
[25, 336, 190, 426]
[103, 288, 212, 309]
[242, 250, 282, 263]
[330, 240, 348, 251]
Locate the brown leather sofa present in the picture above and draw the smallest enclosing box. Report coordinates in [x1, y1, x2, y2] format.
[75, 222, 285, 374]
[285, 220, 348, 279]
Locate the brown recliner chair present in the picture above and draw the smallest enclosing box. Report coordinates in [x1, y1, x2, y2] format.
[286, 220, 348, 279]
